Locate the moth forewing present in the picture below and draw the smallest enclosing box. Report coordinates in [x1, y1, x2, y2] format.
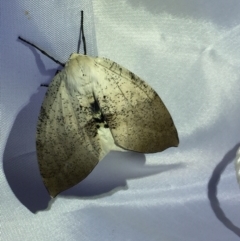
[92, 55, 179, 153]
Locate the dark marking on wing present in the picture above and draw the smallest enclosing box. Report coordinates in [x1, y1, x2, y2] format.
[90, 92, 110, 129]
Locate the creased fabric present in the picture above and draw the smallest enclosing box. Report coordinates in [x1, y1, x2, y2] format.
[1, 1, 240, 241]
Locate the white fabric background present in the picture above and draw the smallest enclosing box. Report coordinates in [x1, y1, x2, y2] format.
[1, 1, 240, 240]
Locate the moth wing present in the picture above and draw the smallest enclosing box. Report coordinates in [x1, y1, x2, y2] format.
[36, 71, 102, 197]
[93, 57, 179, 153]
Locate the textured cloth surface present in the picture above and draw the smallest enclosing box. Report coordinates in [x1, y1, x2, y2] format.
[1, 1, 240, 240]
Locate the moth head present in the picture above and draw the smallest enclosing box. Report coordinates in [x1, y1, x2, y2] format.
[65, 53, 92, 68]
[64, 54, 94, 92]
[68, 53, 82, 60]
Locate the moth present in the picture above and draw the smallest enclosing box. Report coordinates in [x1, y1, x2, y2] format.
[19, 12, 179, 197]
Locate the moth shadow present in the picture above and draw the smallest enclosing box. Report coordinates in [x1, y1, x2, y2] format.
[2, 39, 63, 213]
[3, 88, 51, 213]
[208, 143, 240, 237]
[61, 151, 183, 198]
[17, 37, 61, 85]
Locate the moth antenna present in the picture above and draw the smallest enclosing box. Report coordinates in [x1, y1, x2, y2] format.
[77, 10, 87, 55]
[18, 36, 65, 67]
